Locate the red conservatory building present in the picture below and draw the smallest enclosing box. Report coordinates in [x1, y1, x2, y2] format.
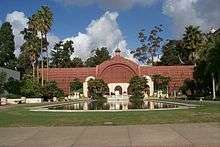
[43, 49, 194, 98]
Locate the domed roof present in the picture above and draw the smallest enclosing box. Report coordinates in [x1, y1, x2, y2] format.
[96, 54, 140, 83]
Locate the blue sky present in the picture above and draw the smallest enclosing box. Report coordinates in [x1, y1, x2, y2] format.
[0, 0, 219, 59]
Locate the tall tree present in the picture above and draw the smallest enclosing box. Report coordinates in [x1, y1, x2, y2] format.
[203, 34, 220, 97]
[0, 22, 17, 69]
[160, 40, 182, 65]
[50, 40, 74, 68]
[182, 25, 205, 64]
[131, 25, 163, 64]
[85, 47, 111, 67]
[19, 24, 41, 79]
[183, 28, 220, 98]
[30, 6, 53, 85]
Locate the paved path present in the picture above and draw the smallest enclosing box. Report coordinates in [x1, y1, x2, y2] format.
[0, 123, 219, 147]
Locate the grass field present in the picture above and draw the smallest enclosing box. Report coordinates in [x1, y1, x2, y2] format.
[0, 101, 219, 127]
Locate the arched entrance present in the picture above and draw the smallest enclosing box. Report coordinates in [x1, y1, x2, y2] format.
[114, 85, 122, 95]
[83, 76, 95, 97]
[143, 75, 154, 96]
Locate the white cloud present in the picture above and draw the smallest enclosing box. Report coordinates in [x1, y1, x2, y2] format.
[163, 0, 220, 35]
[54, 0, 157, 10]
[5, 11, 28, 56]
[64, 11, 127, 59]
[55, 0, 220, 36]
[47, 33, 60, 53]
[5, 11, 60, 57]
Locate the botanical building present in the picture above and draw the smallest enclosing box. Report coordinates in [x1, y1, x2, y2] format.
[43, 50, 193, 98]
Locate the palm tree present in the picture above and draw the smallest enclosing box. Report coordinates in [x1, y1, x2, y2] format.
[21, 16, 41, 79]
[21, 34, 41, 78]
[182, 25, 205, 64]
[28, 42, 39, 78]
[32, 6, 53, 86]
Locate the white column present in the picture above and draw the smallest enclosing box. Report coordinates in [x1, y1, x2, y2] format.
[212, 73, 216, 100]
[150, 101, 154, 109]
[83, 102, 88, 110]
[83, 82, 88, 97]
[115, 103, 120, 110]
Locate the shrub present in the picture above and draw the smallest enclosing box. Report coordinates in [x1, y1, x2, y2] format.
[42, 81, 64, 100]
[129, 76, 148, 109]
[20, 76, 42, 98]
[88, 79, 109, 109]
[180, 78, 197, 96]
[4, 77, 21, 95]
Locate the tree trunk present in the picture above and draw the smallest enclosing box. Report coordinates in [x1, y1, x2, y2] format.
[32, 61, 35, 78]
[41, 32, 44, 86]
[32, 55, 36, 79]
[45, 34, 49, 82]
[37, 60, 39, 82]
[46, 50, 49, 81]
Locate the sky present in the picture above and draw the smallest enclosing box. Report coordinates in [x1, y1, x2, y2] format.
[0, 0, 219, 59]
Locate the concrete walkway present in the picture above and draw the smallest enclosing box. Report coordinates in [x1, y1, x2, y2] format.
[0, 123, 219, 147]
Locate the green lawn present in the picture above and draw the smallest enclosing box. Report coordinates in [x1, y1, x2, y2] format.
[0, 101, 219, 127]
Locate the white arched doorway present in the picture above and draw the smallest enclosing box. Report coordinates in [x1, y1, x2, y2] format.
[114, 85, 123, 95]
[143, 75, 154, 96]
[83, 76, 95, 97]
[108, 83, 129, 95]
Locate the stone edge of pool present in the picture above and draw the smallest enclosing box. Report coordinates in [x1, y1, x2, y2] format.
[28, 101, 199, 113]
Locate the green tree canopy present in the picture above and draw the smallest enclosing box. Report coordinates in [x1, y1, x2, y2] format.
[71, 57, 84, 68]
[160, 26, 206, 65]
[160, 40, 182, 65]
[182, 25, 205, 64]
[193, 32, 220, 96]
[50, 40, 74, 68]
[88, 79, 109, 109]
[205, 36, 220, 75]
[20, 76, 42, 98]
[131, 25, 164, 64]
[128, 76, 148, 108]
[29, 5, 53, 86]
[179, 28, 220, 97]
[85, 47, 111, 67]
[0, 22, 17, 69]
[20, 27, 41, 77]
